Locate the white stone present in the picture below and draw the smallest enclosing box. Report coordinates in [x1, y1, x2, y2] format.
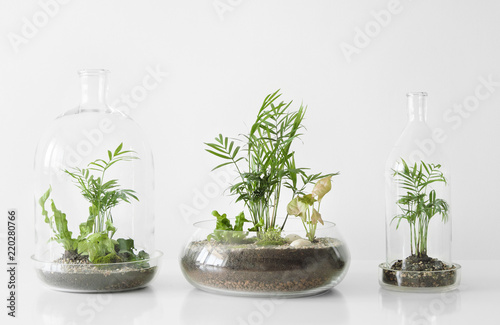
[285, 234, 302, 242]
[290, 238, 313, 247]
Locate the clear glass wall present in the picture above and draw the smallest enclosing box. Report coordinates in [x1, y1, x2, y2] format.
[379, 92, 460, 292]
[33, 69, 161, 292]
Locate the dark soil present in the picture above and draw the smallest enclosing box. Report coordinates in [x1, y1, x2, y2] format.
[63, 250, 89, 263]
[181, 238, 348, 294]
[36, 251, 157, 292]
[382, 254, 457, 288]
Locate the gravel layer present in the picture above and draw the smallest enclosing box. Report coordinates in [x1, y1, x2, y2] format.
[181, 237, 348, 294]
[36, 257, 157, 292]
[382, 255, 457, 288]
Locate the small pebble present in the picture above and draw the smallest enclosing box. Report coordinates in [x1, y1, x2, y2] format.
[290, 239, 312, 247]
[285, 234, 303, 242]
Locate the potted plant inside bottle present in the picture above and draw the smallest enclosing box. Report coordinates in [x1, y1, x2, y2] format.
[34, 143, 159, 292]
[180, 91, 350, 297]
[380, 158, 460, 290]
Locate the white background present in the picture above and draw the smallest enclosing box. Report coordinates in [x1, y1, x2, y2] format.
[1, 1, 499, 324]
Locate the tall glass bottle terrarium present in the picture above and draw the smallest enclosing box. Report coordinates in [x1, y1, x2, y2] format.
[379, 92, 461, 292]
[33, 69, 162, 292]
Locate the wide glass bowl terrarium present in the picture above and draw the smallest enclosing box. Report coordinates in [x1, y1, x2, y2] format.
[180, 90, 350, 297]
[33, 69, 162, 292]
[379, 92, 461, 292]
[181, 218, 350, 297]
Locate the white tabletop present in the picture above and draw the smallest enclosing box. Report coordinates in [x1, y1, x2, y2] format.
[4, 259, 498, 325]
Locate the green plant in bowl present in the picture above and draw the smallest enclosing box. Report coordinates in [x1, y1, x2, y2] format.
[180, 91, 350, 297]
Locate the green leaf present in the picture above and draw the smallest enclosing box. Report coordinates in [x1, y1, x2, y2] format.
[117, 238, 135, 254]
[205, 142, 226, 152]
[234, 212, 250, 231]
[39, 187, 52, 224]
[102, 235, 115, 253]
[50, 200, 75, 250]
[137, 250, 149, 260]
[88, 162, 105, 169]
[78, 209, 96, 238]
[232, 146, 240, 158]
[211, 161, 233, 171]
[211, 210, 232, 230]
[248, 218, 264, 232]
[77, 240, 89, 256]
[114, 143, 123, 156]
[205, 150, 231, 160]
[106, 219, 117, 238]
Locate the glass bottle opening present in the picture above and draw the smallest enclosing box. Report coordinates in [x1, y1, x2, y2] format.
[78, 69, 110, 112]
[406, 92, 428, 97]
[407, 91, 428, 122]
[78, 69, 110, 76]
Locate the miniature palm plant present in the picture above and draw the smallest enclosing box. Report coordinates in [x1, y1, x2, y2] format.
[39, 143, 148, 264]
[391, 158, 449, 258]
[205, 90, 337, 239]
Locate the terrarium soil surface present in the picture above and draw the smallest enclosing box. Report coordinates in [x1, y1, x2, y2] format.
[382, 255, 457, 288]
[37, 254, 157, 292]
[181, 238, 347, 293]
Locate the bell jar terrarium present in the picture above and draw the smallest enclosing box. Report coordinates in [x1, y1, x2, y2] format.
[180, 91, 350, 297]
[33, 69, 162, 292]
[379, 92, 461, 292]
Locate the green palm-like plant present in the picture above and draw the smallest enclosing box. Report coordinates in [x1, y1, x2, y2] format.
[65, 142, 139, 238]
[392, 158, 449, 258]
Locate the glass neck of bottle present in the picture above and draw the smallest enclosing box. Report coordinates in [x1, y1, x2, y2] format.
[407, 92, 427, 123]
[79, 69, 109, 112]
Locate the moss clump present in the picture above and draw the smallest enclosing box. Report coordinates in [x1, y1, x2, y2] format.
[256, 228, 287, 246]
[93, 253, 121, 264]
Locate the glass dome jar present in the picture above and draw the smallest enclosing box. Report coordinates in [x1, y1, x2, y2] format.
[180, 218, 350, 297]
[379, 92, 460, 292]
[33, 69, 162, 292]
